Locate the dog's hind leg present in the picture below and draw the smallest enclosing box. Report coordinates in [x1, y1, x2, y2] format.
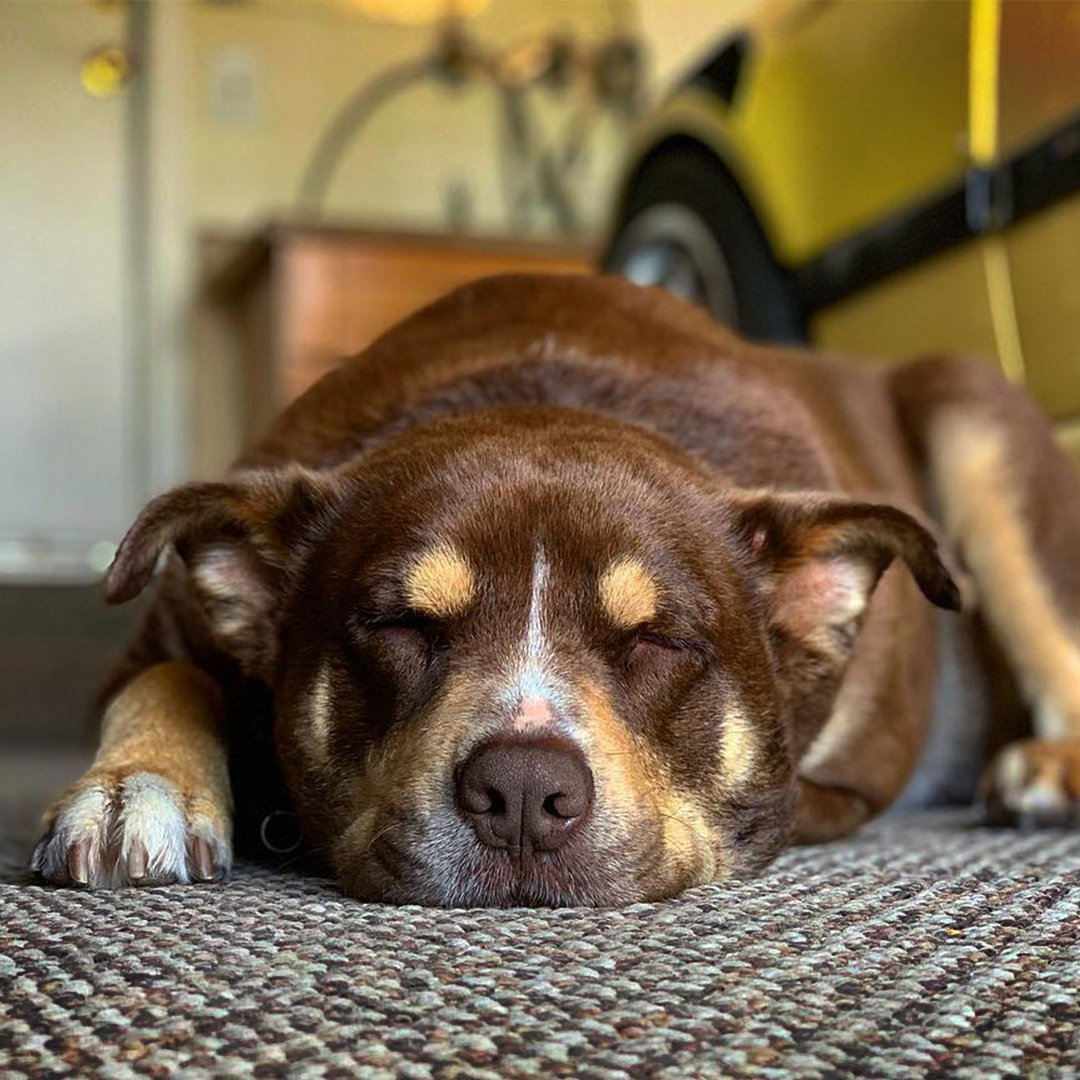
[32, 661, 233, 886]
[892, 355, 1080, 825]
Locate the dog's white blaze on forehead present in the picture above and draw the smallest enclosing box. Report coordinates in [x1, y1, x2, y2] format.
[525, 547, 548, 660]
[502, 548, 568, 714]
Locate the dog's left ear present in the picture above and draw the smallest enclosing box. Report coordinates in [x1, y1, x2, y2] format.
[104, 467, 345, 674]
[728, 491, 961, 663]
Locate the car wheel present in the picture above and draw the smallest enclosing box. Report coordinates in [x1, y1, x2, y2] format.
[604, 143, 805, 343]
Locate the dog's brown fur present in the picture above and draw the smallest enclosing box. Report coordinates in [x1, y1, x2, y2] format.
[33, 275, 1080, 904]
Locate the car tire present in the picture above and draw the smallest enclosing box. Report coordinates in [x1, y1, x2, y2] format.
[604, 143, 806, 343]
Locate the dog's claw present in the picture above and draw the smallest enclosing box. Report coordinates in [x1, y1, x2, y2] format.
[67, 840, 90, 886]
[127, 843, 148, 881]
[191, 837, 216, 881]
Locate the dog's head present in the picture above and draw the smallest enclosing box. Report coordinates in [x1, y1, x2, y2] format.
[107, 408, 958, 906]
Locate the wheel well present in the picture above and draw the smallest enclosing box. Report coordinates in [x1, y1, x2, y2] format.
[605, 134, 805, 342]
[608, 136, 779, 267]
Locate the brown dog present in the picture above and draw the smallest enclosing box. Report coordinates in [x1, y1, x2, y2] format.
[32, 274, 1080, 905]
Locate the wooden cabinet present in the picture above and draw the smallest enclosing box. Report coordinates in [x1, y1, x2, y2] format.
[197, 222, 591, 474]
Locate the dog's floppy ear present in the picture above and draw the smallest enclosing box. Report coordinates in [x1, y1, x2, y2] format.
[104, 467, 342, 673]
[728, 491, 960, 663]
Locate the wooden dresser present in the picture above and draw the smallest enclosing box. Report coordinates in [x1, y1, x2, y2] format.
[196, 222, 592, 475]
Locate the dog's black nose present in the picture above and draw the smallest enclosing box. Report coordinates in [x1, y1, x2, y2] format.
[456, 738, 594, 853]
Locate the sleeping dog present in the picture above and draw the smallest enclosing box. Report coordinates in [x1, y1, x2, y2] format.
[33, 274, 1080, 905]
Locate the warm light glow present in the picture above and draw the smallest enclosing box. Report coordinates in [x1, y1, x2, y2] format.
[350, 0, 489, 25]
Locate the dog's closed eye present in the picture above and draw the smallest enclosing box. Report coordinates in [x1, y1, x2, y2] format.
[371, 607, 444, 635]
[625, 625, 710, 668]
[349, 610, 448, 664]
[631, 628, 684, 654]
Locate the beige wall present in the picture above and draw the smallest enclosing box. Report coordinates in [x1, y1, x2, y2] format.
[185, 0, 761, 235]
[0, 0, 135, 574]
[636, 0, 759, 94]
[188, 0, 637, 235]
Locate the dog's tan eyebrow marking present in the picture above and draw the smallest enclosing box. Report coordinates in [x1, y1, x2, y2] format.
[404, 543, 476, 618]
[598, 556, 659, 628]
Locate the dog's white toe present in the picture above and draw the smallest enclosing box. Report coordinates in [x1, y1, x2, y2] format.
[33, 771, 232, 888]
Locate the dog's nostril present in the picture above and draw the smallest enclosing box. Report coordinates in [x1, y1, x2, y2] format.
[543, 792, 581, 819]
[456, 737, 594, 852]
[458, 783, 503, 816]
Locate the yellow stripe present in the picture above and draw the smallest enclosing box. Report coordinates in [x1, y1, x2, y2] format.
[981, 237, 1025, 384]
[969, 0, 1001, 165]
[971, 3, 1020, 381]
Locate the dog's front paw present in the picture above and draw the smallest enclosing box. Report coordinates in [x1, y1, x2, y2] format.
[982, 739, 1080, 828]
[32, 771, 232, 888]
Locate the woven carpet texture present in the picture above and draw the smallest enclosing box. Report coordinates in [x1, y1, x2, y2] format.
[2, 810, 1079, 1078]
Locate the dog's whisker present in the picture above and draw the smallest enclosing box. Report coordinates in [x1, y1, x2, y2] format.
[361, 819, 406, 857]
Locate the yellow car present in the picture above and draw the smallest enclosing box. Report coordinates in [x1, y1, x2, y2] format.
[605, 0, 1080, 468]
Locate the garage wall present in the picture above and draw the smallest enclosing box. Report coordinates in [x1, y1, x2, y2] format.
[187, 0, 636, 235]
[0, 1, 134, 577]
[635, 0, 759, 93]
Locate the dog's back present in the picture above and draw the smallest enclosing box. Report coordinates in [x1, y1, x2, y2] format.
[243, 274, 919, 511]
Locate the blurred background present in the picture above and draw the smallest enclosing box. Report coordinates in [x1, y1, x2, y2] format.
[0, 0, 748, 780]
[2, 0, 1079, 795]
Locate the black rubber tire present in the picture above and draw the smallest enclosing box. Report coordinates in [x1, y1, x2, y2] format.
[604, 142, 806, 343]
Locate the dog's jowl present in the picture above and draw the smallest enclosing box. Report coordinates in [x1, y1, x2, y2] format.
[33, 275, 1080, 905]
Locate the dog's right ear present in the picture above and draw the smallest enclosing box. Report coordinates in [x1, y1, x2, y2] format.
[104, 467, 343, 673]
